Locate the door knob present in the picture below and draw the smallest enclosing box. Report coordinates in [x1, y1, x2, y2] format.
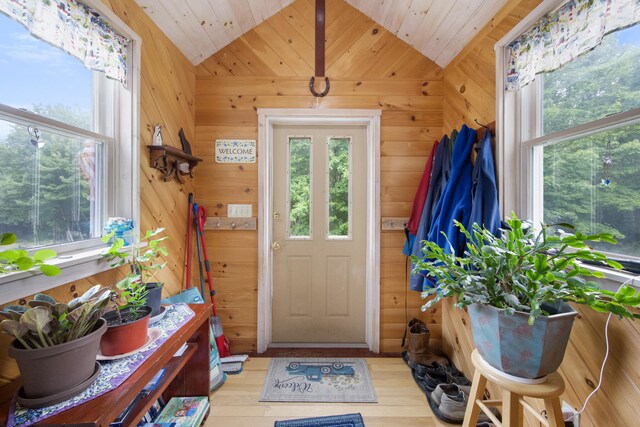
[272, 241, 281, 250]
[273, 211, 280, 220]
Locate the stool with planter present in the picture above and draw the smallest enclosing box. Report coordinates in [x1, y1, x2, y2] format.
[462, 350, 565, 427]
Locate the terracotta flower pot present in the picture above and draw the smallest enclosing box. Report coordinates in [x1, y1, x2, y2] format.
[100, 306, 152, 356]
[8, 318, 107, 403]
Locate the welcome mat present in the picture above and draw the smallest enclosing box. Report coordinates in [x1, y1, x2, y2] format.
[260, 358, 377, 403]
[275, 413, 365, 427]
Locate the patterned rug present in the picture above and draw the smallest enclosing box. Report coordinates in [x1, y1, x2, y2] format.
[275, 413, 365, 427]
[259, 358, 377, 403]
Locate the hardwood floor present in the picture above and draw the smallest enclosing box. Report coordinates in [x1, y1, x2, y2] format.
[205, 357, 455, 426]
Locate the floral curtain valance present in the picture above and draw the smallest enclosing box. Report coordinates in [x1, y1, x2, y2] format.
[506, 0, 640, 91]
[0, 0, 130, 85]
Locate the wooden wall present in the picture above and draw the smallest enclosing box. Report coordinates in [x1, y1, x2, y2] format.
[0, 0, 196, 384]
[194, 0, 444, 354]
[442, 1, 640, 426]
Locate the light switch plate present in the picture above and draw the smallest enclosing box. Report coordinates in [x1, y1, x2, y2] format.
[228, 204, 252, 218]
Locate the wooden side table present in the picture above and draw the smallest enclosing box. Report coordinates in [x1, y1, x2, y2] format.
[463, 349, 566, 427]
[0, 303, 212, 426]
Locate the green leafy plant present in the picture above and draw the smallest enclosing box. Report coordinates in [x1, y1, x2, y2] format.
[0, 285, 110, 349]
[113, 274, 148, 316]
[0, 232, 61, 276]
[103, 228, 168, 283]
[412, 214, 640, 325]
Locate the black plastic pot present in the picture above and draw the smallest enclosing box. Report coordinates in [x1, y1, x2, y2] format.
[145, 282, 164, 317]
[100, 306, 152, 356]
[8, 318, 107, 405]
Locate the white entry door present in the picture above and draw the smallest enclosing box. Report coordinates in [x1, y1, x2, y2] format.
[271, 124, 367, 344]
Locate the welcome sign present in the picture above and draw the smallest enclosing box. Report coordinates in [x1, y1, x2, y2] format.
[215, 139, 256, 163]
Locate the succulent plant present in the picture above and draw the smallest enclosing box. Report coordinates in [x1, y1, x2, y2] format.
[0, 285, 111, 349]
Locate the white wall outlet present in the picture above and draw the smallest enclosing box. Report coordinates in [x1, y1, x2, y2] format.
[562, 401, 579, 427]
[228, 204, 252, 218]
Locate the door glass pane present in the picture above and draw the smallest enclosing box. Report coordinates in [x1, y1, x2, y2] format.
[540, 123, 640, 257]
[542, 24, 640, 135]
[327, 137, 351, 238]
[0, 118, 104, 247]
[288, 137, 311, 238]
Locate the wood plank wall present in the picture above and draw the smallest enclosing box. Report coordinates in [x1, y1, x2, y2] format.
[0, 0, 196, 384]
[194, 0, 444, 354]
[442, 1, 640, 426]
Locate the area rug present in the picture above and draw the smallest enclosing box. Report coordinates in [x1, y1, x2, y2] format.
[260, 358, 377, 403]
[275, 413, 365, 427]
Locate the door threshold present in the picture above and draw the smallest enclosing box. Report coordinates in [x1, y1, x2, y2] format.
[269, 343, 369, 348]
[254, 347, 395, 358]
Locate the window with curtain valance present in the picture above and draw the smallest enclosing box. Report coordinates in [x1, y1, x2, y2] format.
[506, 0, 640, 91]
[497, 0, 640, 268]
[0, 0, 130, 85]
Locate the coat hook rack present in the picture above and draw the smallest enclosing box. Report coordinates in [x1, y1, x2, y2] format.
[474, 118, 491, 130]
[203, 217, 257, 231]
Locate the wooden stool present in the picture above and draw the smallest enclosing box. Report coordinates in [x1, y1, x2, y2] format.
[462, 349, 566, 427]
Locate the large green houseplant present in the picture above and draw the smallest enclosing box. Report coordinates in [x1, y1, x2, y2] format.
[412, 214, 640, 378]
[0, 285, 110, 407]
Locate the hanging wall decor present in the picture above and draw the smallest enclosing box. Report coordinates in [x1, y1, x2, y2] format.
[506, 0, 640, 90]
[0, 0, 131, 85]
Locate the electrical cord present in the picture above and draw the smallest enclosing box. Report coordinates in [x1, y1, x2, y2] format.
[566, 273, 640, 422]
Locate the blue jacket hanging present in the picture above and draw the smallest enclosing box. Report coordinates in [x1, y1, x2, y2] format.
[468, 130, 501, 238]
[428, 124, 476, 259]
[408, 135, 452, 291]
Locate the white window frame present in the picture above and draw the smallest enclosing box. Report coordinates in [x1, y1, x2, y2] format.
[0, 0, 141, 304]
[286, 135, 313, 241]
[326, 135, 353, 241]
[496, 0, 640, 288]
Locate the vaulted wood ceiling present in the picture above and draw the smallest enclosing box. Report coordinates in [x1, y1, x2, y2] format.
[136, 0, 507, 68]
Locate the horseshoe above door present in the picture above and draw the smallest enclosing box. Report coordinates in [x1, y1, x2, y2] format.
[310, 0, 330, 97]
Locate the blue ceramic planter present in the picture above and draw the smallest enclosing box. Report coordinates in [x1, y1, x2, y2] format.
[467, 301, 577, 379]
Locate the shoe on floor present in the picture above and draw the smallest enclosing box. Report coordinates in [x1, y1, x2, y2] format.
[415, 363, 470, 393]
[429, 384, 499, 425]
[407, 323, 450, 367]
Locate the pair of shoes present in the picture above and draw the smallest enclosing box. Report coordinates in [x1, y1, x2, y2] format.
[429, 383, 499, 425]
[414, 362, 470, 394]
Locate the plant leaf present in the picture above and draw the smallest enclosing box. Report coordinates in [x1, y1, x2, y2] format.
[40, 264, 61, 276]
[1, 233, 17, 245]
[33, 249, 56, 262]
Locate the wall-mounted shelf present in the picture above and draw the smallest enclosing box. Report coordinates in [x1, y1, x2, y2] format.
[382, 217, 408, 231]
[147, 145, 202, 183]
[204, 217, 257, 231]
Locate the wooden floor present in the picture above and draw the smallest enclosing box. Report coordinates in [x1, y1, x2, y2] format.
[204, 357, 454, 427]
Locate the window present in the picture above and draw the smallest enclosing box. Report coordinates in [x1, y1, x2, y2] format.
[0, 1, 140, 298]
[498, 2, 640, 261]
[287, 136, 312, 239]
[327, 137, 352, 239]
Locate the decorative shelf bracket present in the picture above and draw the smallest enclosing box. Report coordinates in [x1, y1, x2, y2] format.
[147, 145, 202, 183]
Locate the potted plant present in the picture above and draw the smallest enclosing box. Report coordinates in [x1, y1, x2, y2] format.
[99, 274, 153, 356]
[0, 232, 61, 276]
[412, 214, 640, 379]
[0, 285, 110, 407]
[103, 228, 168, 317]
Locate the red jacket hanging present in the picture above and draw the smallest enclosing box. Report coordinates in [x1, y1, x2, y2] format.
[406, 140, 439, 236]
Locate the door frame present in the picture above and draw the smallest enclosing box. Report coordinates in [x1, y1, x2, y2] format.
[257, 108, 381, 353]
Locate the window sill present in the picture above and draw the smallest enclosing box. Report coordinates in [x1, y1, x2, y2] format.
[580, 263, 640, 292]
[0, 246, 115, 305]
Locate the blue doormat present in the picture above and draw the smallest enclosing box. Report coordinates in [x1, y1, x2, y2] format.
[275, 413, 365, 427]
